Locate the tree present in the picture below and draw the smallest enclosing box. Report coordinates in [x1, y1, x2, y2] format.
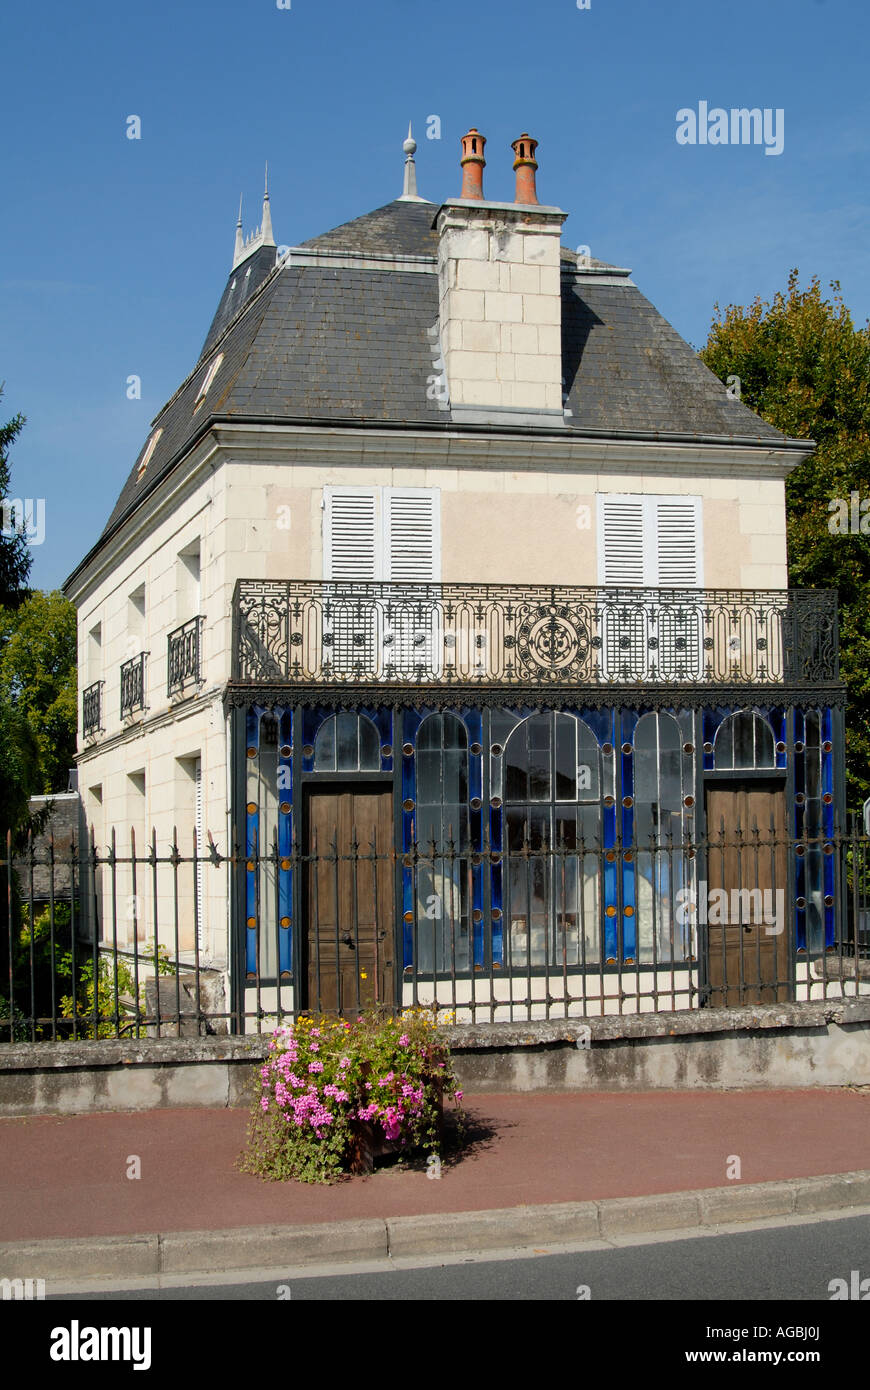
[0, 384, 31, 608]
[0, 590, 78, 796]
[700, 271, 870, 810]
[0, 701, 40, 835]
[0, 386, 36, 835]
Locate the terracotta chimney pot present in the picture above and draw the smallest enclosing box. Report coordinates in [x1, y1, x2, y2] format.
[511, 133, 539, 205]
[459, 128, 486, 199]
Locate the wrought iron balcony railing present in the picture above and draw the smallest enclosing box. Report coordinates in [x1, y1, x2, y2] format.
[168, 617, 202, 698]
[120, 652, 148, 718]
[82, 680, 104, 735]
[231, 582, 839, 689]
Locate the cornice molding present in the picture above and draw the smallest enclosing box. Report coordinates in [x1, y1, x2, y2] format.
[210, 420, 809, 477]
[222, 681, 846, 714]
[75, 684, 224, 764]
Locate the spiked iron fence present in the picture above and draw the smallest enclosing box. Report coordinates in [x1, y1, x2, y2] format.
[2, 821, 869, 1041]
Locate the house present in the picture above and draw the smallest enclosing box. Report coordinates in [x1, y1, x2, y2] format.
[62, 126, 847, 1029]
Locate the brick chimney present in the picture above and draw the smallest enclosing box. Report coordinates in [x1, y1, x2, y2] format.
[436, 130, 567, 426]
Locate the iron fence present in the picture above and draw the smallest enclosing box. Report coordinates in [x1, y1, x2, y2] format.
[233, 582, 839, 687]
[2, 820, 869, 1041]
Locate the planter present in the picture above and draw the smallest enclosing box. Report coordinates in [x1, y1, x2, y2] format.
[346, 1120, 400, 1175]
[345, 1083, 445, 1175]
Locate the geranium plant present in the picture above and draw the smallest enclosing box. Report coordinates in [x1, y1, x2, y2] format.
[239, 1008, 464, 1185]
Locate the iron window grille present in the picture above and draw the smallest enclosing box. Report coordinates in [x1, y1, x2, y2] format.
[82, 681, 104, 736]
[120, 652, 148, 718]
[167, 617, 203, 698]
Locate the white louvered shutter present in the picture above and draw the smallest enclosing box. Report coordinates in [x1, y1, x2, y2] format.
[599, 496, 648, 678]
[324, 489, 378, 581]
[598, 494, 702, 679]
[323, 488, 379, 675]
[653, 497, 702, 677]
[600, 497, 646, 587]
[654, 499, 700, 587]
[385, 489, 438, 583]
[384, 488, 441, 677]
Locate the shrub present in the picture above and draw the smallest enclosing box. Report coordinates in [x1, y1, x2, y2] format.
[59, 944, 175, 1039]
[7, 901, 177, 1038]
[240, 1008, 464, 1184]
[0, 992, 28, 1042]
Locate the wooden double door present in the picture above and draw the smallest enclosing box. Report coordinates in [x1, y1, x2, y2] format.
[704, 782, 790, 1006]
[303, 787, 395, 1016]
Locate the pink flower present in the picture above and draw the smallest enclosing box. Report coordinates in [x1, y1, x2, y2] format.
[339, 1057, 351, 1069]
[260, 1097, 269, 1111]
[309, 1042, 320, 1053]
[398, 1034, 410, 1046]
[455, 1091, 463, 1100]
[308, 1061, 324, 1073]
[381, 1107, 402, 1141]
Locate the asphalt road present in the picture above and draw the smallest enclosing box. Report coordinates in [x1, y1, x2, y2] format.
[61, 1211, 870, 1301]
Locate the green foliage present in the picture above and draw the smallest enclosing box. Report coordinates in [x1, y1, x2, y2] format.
[0, 699, 40, 834]
[58, 942, 175, 1039]
[0, 991, 28, 1042]
[0, 590, 78, 797]
[0, 388, 76, 831]
[9, 901, 176, 1039]
[0, 383, 31, 609]
[240, 1008, 464, 1185]
[700, 272, 870, 808]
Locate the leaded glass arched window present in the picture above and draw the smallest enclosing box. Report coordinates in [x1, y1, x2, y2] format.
[415, 713, 470, 972]
[713, 711, 775, 770]
[503, 713, 603, 969]
[314, 712, 380, 771]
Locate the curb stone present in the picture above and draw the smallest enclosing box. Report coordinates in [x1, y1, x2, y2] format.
[2, 1170, 870, 1282]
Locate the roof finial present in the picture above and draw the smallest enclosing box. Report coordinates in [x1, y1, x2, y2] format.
[260, 161, 275, 246]
[398, 121, 425, 202]
[233, 194, 244, 262]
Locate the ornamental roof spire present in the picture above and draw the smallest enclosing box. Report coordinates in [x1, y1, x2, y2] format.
[233, 193, 244, 263]
[260, 163, 275, 245]
[231, 168, 276, 270]
[398, 122, 425, 202]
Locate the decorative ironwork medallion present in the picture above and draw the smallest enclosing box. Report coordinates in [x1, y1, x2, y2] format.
[515, 605, 589, 675]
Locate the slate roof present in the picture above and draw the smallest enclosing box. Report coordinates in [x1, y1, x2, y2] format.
[299, 198, 440, 257]
[84, 197, 795, 564]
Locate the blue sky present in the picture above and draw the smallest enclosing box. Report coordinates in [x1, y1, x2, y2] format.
[1, 0, 868, 590]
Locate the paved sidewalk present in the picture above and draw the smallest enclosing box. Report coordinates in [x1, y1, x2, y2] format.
[2, 1089, 870, 1244]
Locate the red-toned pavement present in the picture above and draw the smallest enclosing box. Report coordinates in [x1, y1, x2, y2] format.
[1, 1089, 869, 1244]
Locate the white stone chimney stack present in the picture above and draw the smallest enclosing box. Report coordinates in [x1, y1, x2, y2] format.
[435, 129, 567, 426]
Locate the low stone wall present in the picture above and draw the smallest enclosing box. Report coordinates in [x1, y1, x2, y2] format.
[1, 1000, 869, 1117]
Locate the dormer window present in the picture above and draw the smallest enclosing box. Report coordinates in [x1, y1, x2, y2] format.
[136, 428, 163, 481]
[194, 353, 223, 413]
